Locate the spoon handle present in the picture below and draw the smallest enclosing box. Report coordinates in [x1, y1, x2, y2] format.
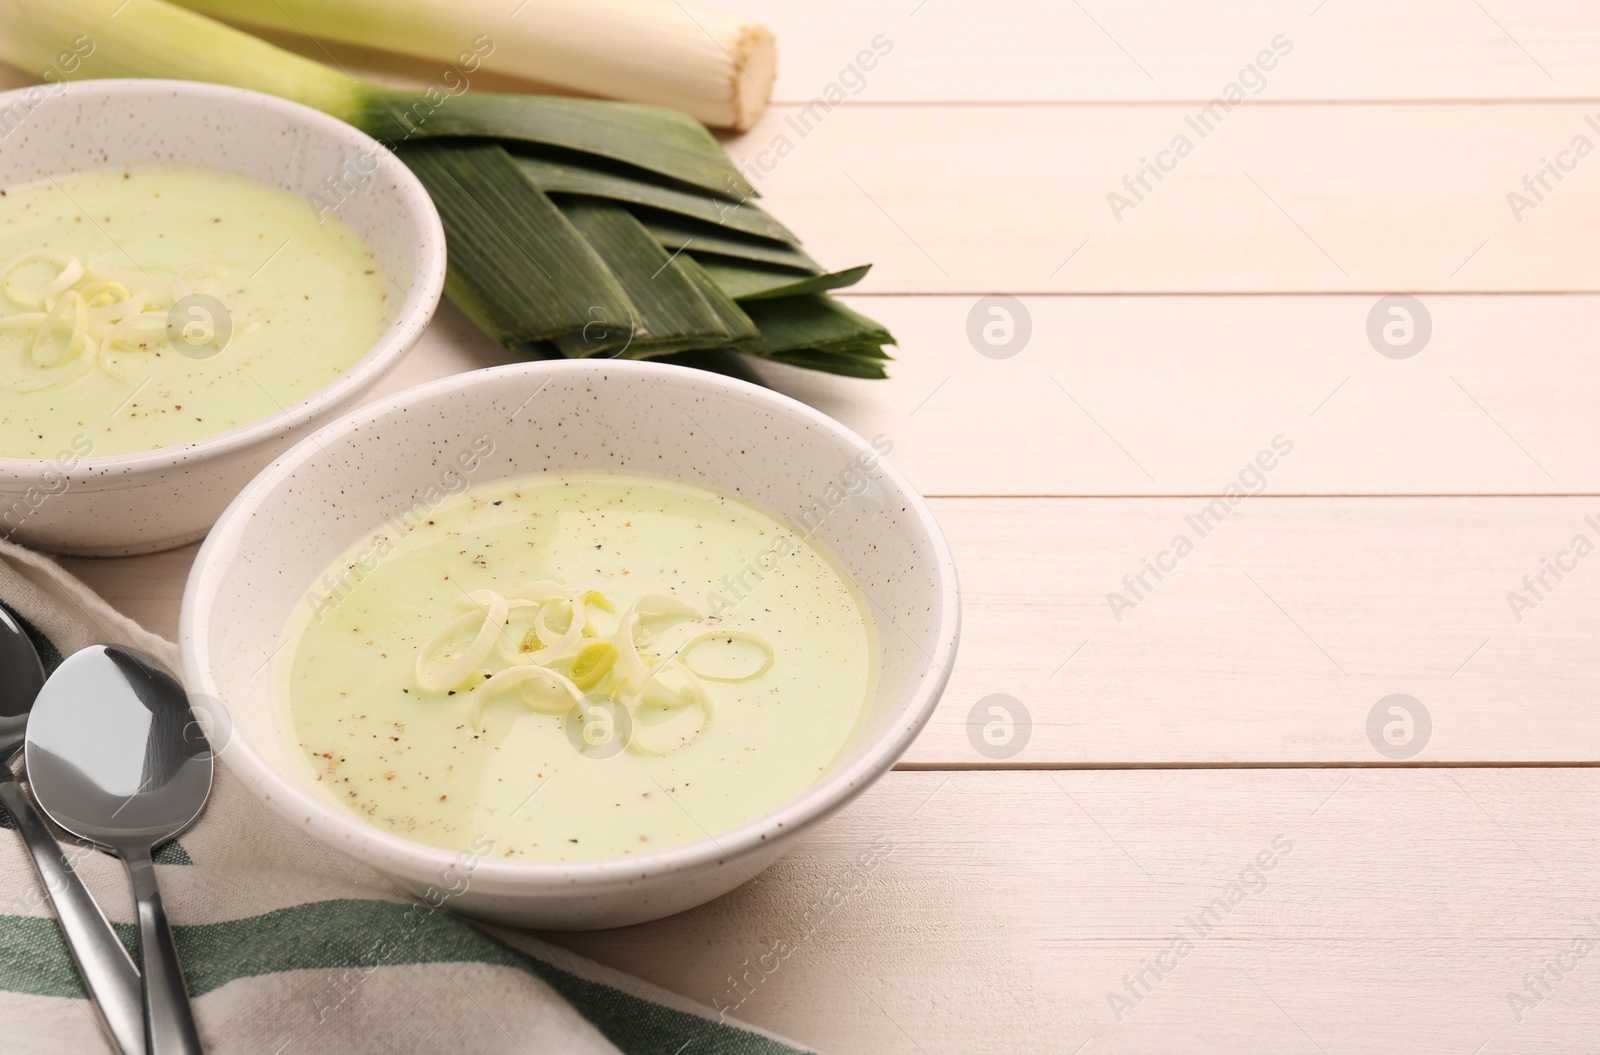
[123, 845, 204, 1055]
[0, 772, 145, 1055]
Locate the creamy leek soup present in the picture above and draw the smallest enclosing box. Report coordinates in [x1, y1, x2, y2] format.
[0, 163, 388, 457]
[276, 470, 877, 861]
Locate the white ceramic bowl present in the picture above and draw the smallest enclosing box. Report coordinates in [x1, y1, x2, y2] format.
[181, 359, 960, 929]
[0, 79, 446, 555]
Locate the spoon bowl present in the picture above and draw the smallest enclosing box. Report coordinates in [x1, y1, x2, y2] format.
[27, 647, 212, 848]
[26, 645, 213, 1054]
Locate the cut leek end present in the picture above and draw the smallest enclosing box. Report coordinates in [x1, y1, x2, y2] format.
[728, 24, 778, 133]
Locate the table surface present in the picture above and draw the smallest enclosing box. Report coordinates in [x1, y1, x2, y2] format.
[21, 2, 1600, 1051]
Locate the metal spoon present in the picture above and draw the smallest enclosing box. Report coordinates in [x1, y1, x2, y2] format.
[0, 615, 144, 1055]
[25, 645, 213, 1055]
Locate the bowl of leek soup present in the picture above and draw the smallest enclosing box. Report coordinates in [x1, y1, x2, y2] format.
[0, 79, 445, 554]
[181, 359, 960, 929]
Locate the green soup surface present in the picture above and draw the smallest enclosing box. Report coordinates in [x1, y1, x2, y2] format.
[0, 163, 388, 457]
[278, 471, 878, 862]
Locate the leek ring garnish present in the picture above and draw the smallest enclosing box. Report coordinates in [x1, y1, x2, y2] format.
[494, 599, 545, 663]
[1, 252, 240, 388]
[468, 664, 585, 729]
[29, 290, 89, 369]
[415, 580, 771, 755]
[612, 598, 651, 690]
[78, 280, 133, 309]
[679, 630, 776, 683]
[630, 594, 700, 646]
[416, 590, 509, 692]
[632, 655, 712, 716]
[87, 296, 142, 342]
[625, 659, 712, 756]
[613, 593, 700, 689]
[534, 597, 581, 650]
[0, 313, 47, 329]
[563, 640, 618, 691]
[6, 293, 92, 393]
[105, 311, 170, 354]
[2, 304, 92, 393]
[4, 251, 84, 308]
[492, 583, 585, 664]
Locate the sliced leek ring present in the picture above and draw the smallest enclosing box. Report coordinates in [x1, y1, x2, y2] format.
[105, 310, 171, 354]
[413, 580, 768, 755]
[679, 629, 776, 683]
[29, 290, 89, 369]
[3, 251, 84, 308]
[626, 659, 712, 756]
[416, 590, 509, 693]
[468, 664, 584, 729]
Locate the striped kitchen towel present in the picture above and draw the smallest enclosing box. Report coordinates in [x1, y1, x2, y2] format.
[0, 538, 811, 1055]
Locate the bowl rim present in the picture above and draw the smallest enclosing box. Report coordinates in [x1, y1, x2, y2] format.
[0, 78, 447, 479]
[180, 358, 961, 893]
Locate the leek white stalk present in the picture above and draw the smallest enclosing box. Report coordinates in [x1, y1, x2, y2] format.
[0, 0, 754, 197]
[177, 0, 778, 131]
[0, 0, 363, 116]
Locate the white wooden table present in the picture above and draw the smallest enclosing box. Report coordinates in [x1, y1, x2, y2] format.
[37, 2, 1600, 1050]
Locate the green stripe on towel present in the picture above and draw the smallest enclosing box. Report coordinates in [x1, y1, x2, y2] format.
[0, 899, 806, 1054]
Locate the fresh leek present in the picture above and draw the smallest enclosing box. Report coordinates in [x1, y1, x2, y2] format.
[0, 0, 895, 379]
[175, 0, 778, 132]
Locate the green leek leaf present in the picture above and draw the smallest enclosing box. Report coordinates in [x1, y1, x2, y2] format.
[397, 142, 631, 345]
[695, 257, 872, 301]
[513, 154, 794, 243]
[643, 216, 821, 272]
[765, 350, 889, 379]
[672, 255, 761, 345]
[546, 198, 742, 358]
[733, 295, 895, 357]
[360, 93, 751, 198]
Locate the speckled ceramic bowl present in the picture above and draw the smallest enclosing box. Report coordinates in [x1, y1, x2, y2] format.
[0, 80, 446, 555]
[181, 359, 960, 929]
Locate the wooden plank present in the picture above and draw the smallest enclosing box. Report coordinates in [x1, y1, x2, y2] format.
[62, 493, 1600, 766]
[544, 768, 1600, 1054]
[758, 293, 1600, 497]
[63, 544, 193, 642]
[741, 0, 1600, 103]
[732, 102, 1600, 294]
[911, 496, 1600, 765]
